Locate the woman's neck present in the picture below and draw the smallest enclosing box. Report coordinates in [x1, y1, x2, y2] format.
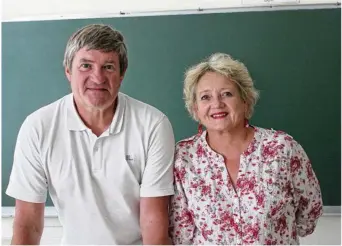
[206, 126, 254, 157]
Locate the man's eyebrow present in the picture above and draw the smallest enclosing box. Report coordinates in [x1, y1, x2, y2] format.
[104, 60, 116, 64]
[79, 58, 94, 63]
[79, 58, 116, 64]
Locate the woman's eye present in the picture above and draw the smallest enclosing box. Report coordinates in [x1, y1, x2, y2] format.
[222, 91, 232, 97]
[200, 95, 210, 100]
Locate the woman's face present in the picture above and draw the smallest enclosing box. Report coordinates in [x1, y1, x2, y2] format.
[194, 72, 247, 132]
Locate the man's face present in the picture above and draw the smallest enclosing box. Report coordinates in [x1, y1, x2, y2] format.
[65, 47, 125, 111]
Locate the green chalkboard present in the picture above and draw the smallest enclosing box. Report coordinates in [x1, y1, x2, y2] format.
[2, 8, 340, 206]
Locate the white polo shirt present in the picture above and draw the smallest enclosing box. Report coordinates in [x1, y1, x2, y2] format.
[6, 92, 175, 245]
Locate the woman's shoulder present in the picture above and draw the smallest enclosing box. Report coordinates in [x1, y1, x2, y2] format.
[174, 133, 203, 167]
[176, 133, 202, 149]
[256, 126, 301, 149]
[257, 126, 292, 139]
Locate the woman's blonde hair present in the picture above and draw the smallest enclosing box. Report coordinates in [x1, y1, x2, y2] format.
[183, 53, 259, 121]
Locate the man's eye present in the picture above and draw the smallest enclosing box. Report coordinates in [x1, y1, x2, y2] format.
[80, 64, 91, 69]
[104, 65, 115, 70]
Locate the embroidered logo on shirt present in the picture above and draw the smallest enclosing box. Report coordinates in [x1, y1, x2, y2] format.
[125, 155, 134, 161]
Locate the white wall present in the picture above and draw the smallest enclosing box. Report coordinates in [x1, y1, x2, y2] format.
[2, 0, 340, 21]
[2, 215, 341, 245]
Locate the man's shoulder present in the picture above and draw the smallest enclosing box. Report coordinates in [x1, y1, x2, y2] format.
[24, 94, 70, 127]
[120, 92, 166, 119]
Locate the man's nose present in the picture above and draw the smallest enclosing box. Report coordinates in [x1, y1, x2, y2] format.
[91, 67, 106, 84]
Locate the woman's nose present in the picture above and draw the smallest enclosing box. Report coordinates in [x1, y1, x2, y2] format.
[212, 96, 224, 108]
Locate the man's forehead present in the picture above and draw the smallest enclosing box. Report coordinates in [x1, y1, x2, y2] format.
[74, 47, 119, 62]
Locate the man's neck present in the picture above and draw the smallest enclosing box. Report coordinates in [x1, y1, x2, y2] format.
[74, 99, 117, 137]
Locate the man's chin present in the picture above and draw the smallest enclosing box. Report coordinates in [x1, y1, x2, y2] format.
[85, 100, 115, 111]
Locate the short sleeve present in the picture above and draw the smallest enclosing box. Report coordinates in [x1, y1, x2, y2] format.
[290, 139, 323, 237]
[169, 144, 196, 245]
[6, 116, 48, 203]
[140, 116, 175, 197]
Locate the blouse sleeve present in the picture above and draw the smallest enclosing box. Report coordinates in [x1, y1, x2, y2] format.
[290, 139, 323, 237]
[169, 146, 196, 245]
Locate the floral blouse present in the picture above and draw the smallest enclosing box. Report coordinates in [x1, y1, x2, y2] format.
[169, 126, 323, 245]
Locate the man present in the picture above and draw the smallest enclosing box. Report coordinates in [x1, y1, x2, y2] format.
[6, 24, 175, 245]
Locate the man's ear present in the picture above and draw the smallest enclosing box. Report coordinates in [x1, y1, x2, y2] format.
[65, 66, 72, 82]
[119, 69, 127, 84]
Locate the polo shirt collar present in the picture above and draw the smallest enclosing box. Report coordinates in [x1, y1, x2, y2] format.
[66, 94, 87, 131]
[109, 92, 125, 135]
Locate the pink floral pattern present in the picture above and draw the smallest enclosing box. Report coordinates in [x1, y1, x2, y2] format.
[169, 127, 323, 245]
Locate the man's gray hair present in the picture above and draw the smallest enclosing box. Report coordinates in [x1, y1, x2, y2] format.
[63, 24, 128, 75]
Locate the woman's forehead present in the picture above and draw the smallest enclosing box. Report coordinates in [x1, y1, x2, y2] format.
[196, 72, 236, 92]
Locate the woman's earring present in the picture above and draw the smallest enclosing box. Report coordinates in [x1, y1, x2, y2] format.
[244, 119, 249, 128]
[198, 124, 203, 134]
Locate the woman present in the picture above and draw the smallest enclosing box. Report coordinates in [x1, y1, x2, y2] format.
[169, 53, 323, 245]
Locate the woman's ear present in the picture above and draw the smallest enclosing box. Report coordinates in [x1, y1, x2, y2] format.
[244, 102, 249, 118]
[193, 103, 199, 118]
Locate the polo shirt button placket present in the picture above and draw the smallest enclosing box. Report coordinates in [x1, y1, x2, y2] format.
[94, 144, 99, 152]
[92, 141, 102, 170]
